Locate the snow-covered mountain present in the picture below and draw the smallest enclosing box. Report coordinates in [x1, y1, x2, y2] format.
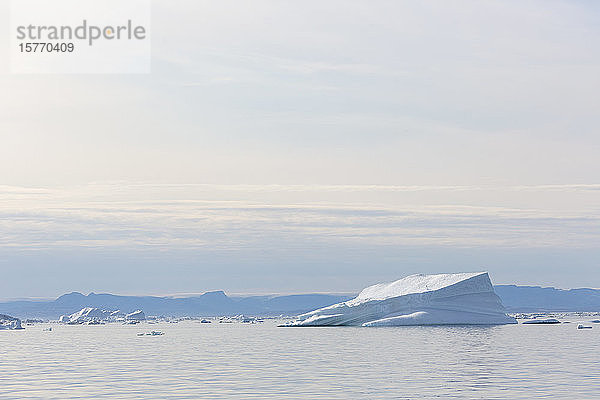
[0, 291, 352, 319]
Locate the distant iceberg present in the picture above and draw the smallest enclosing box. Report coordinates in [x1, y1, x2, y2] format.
[60, 307, 113, 324]
[0, 314, 24, 330]
[126, 310, 146, 321]
[60, 307, 132, 324]
[287, 272, 517, 326]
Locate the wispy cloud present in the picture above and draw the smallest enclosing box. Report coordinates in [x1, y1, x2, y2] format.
[2, 183, 599, 251]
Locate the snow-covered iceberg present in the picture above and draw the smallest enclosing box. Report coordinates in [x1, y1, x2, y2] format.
[126, 310, 145, 321]
[288, 272, 517, 326]
[0, 314, 24, 330]
[59, 307, 127, 324]
[62, 307, 111, 324]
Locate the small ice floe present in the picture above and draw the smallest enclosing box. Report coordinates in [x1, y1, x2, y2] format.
[137, 330, 164, 336]
[577, 324, 593, 329]
[522, 318, 561, 324]
[86, 319, 105, 325]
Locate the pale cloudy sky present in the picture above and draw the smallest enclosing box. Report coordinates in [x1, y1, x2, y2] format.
[0, 1, 599, 299]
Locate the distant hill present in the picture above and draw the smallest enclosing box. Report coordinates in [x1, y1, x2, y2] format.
[0, 291, 353, 320]
[494, 285, 600, 312]
[2, 285, 599, 319]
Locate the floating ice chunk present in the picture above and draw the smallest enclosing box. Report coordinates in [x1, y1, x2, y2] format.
[287, 272, 516, 327]
[137, 330, 163, 336]
[0, 314, 23, 330]
[522, 318, 561, 324]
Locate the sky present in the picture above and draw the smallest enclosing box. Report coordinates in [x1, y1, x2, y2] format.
[0, 0, 599, 299]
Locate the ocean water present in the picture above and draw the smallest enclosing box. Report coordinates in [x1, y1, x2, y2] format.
[1, 320, 599, 399]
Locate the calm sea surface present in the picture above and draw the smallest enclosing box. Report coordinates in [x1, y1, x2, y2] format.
[1, 319, 599, 399]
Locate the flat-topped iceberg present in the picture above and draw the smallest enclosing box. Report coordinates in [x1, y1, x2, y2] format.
[288, 272, 517, 326]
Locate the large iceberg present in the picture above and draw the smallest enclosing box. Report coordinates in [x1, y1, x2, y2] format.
[288, 272, 517, 326]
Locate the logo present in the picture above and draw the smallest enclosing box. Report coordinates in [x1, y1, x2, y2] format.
[16, 20, 147, 46]
[10, 0, 151, 74]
